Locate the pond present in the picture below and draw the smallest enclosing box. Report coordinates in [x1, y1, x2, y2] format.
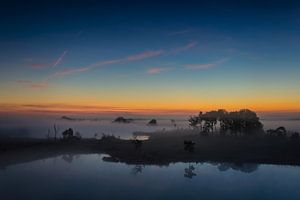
[0, 154, 300, 200]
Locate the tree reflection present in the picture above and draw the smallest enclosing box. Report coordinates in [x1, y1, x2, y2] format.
[62, 154, 74, 163]
[184, 164, 197, 179]
[217, 162, 258, 173]
[131, 165, 144, 176]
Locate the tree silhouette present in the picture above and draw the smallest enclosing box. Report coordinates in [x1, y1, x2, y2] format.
[188, 109, 263, 135]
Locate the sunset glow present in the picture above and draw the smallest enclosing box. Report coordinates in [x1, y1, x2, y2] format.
[1, 1, 300, 115]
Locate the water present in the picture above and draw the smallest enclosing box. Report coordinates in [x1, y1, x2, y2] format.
[0, 154, 300, 200]
[1, 113, 300, 139]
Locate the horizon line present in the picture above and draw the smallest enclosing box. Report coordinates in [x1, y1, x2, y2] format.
[1, 103, 300, 116]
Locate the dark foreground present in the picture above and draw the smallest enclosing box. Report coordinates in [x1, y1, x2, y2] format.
[1, 130, 300, 168]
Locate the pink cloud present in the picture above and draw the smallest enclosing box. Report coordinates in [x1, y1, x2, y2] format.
[147, 67, 168, 75]
[127, 50, 164, 61]
[29, 82, 49, 89]
[52, 50, 68, 67]
[90, 59, 123, 67]
[16, 80, 32, 84]
[16, 80, 49, 89]
[30, 63, 49, 69]
[25, 59, 48, 69]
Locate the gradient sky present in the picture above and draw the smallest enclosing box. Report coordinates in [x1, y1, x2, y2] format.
[1, 0, 300, 114]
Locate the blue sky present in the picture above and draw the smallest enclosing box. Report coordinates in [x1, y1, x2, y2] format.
[0, 0, 300, 113]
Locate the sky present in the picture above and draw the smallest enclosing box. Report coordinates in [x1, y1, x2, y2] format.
[0, 0, 300, 114]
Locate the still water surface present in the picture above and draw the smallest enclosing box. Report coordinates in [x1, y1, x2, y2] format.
[0, 154, 300, 200]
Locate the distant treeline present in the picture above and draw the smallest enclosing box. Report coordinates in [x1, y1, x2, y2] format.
[189, 109, 263, 135]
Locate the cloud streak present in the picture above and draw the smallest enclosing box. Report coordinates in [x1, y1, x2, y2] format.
[185, 63, 215, 70]
[171, 41, 198, 54]
[16, 80, 49, 89]
[52, 49, 165, 77]
[29, 63, 49, 69]
[168, 29, 192, 36]
[53, 67, 90, 77]
[52, 50, 68, 67]
[184, 58, 229, 70]
[127, 50, 164, 61]
[51, 41, 197, 78]
[147, 67, 169, 75]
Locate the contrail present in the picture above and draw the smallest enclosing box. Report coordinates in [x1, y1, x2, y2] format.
[52, 50, 68, 67]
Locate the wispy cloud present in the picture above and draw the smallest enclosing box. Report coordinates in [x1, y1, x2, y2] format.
[171, 41, 198, 54]
[51, 49, 165, 77]
[127, 50, 164, 61]
[25, 58, 49, 69]
[184, 58, 229, 70]
[30, 82, 49, 89]
[16, 80, 32, 84]
[90, 59, 123, 67]
[168, 29, 192, 36]
[29, 63, 49, 69]
[185, 63, 215, 70]
[147, 67, 170, 75]
[25, 50, 68, 69]
[53, 67, 90, 77]
[50, 42, 196, 78]
[16, 80, 49, 89]
[52, 50, 68, 67]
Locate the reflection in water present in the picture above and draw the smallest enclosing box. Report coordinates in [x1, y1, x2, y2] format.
[61, 154, 81, 164]
[205, 162, 259, 173]
[217, 163, 258, 173]
[0, 154, 300, 200]
[184, 164, 196, 179]
[183, 162, 258, 179]
[131, 165, 145, 176]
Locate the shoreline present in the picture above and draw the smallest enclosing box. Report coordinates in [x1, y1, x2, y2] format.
[1, 130, 300, 168]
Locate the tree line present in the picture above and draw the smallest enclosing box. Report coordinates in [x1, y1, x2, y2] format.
[188, 109, 264, 135]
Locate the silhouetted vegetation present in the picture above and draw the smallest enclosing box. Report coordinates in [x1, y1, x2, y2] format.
[171, 119, 177, 127]
[291, 132, 299, 139]
[62, 128, 73, 139]
[131, 136, 143, 149]
[189, 109, 263, 135]
[113, 117, 133, 123]
[100, 133, 117, 140]
[267, 126, 287, 137]
[148, 119, 157, 125]
[62, 128, 81, 140]
[184, 140, 195, 152]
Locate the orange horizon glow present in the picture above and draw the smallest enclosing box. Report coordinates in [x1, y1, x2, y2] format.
[1, 101, 300, 116]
